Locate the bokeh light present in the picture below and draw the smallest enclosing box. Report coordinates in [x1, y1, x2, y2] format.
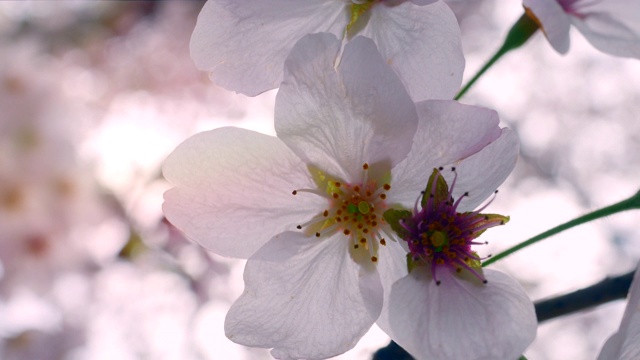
[0, 1, 639, 359]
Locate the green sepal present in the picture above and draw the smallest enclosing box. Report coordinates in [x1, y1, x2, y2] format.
[118, 229, 147, 259]
[469, 213, 510, 238]
[406, 253, 421, 274]
[347, 2, 374, 32]
[503, 12, 540, 53]
[383, 208, 412, 240]
[466, 250, 483, 270]
[422, 168, 450, 208]
[307, 165, 342, 197]
[308, 165, 328, 191]
[454, 250, 487, 285]
[483, 213, 510, 226]
[454, 12, 539, 100]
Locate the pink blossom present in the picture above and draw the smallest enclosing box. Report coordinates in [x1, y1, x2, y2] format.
[524, 0, 640, 58]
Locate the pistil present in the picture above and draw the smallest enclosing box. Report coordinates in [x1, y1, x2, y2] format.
[385, 168, 509, 285]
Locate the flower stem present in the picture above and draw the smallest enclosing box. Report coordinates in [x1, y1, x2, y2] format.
[483, 190, 640, 267]
[454, 12, 539, 100]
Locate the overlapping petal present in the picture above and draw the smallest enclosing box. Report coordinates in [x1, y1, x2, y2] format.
[225, 231, 383, 360]
[388, 267, 537, 360]
[410, 0, 438, 5]
[363, 0, 464, 100]
[174, 10, 524, 359]
[524, 0, 571, 54]
[190, 0, 345, 96]
[525, 0, 640, 58]
[191, 0, 465, 99]
[441, 128, 519, 211]
[388, 100, 509, 208]
[162, 127, 322, 258]
[570, 0, 640, 58]
[276, 34, 418, 183]
[372, 234, 411, 336]
[598, 263, 640, 360]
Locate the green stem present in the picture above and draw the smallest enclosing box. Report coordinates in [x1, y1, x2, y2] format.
[483, 190, 640, 267]
[454, 13, 539, 100]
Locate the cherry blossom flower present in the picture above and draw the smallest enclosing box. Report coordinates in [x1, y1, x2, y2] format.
[383, 169, 537, 360]
[597, 263, 640, 360]
[190, 0, 464, 101]
[164, 32, 518, 358]
[523, 0, 640, 58]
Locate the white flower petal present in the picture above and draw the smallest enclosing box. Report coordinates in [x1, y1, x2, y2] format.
[190, 0, 346, 96]
[442, 128, 520, 211]
[374, 238, 410, 338]
[389, 101, 504, 208]
[276, 34, 418, 182]
[409, 0, 438, 5]
[225, 231, 383, 360]
[619, 264, 640, 335]
[598, 332, 625, 360]
[571, 1, 640, 59]
[162, 127, 321, 258]
[599, 314, 640, 360]
[598, 263, 640, 360]
[617, 316, 640, 359]
[388, 267, 536, 360]
[363, 0, 464, 101]
[524, 0, 571, 54]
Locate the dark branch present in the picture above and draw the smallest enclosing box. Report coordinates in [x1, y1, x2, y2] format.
[535, 270, 634, 322]
[372, 340, 414, 360]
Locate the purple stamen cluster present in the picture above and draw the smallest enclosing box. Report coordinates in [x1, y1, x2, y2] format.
[399, 168, 505, 285]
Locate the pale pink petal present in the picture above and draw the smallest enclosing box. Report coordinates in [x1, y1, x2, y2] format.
[409, 0, 438, 5]
[617, 317, 640, 359]
[619, 263, 640, 335]
[225, 231, 383, 360]
[190, 0, 346, 96]
[388, 100, 504, 208]
[524, 0, 572, 54]
[276, 34, 418, 183]
[598, 332, 625, 360]
[363, 0, 464, 101]
[373, 238, 410, 337]
[162, 127, 322, 259]
[570, 0, 640, 59]
[598, 263, 640, 360]
[388, 267, 536, 360]
[599, 311, 640, 360]
[441, 128, 520, 211]
[573, 22, 640, 58]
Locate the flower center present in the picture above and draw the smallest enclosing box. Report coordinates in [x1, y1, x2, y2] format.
[293, 163, 392, 263]
[346, 0, 382, 37]
[394, 168, 508, 285]
[557, 0, 594, 17]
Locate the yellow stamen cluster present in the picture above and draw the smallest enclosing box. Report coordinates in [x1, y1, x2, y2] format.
[293, 163, 391, 263]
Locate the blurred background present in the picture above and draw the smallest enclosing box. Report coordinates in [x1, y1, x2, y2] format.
[0, 1, 638, 359]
